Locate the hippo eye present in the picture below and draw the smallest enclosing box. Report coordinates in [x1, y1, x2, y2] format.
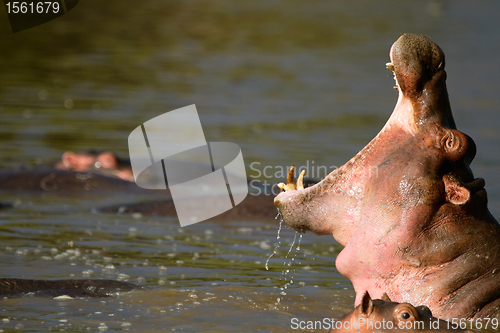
[396, 305, 416, 322]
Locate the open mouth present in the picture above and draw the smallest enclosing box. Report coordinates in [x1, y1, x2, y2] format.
[385, 61, 399, 90]
[275, 60, 397, 205]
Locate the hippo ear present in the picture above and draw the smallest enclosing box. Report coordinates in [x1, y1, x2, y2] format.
[97, 151, 118, 169]
[359, 291, 374, 316]
[443, 174, 470, 205]
[381, 293, 391, 302]
[61, 151, 78, 169]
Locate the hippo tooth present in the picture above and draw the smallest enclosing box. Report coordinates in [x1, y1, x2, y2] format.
[296, 170, 305, 190]
[287, 165, 295, 186]
[285, 165, 297, 191]
[277, 182, 297, 192]
[386, 62, 399, 89]
[277, 166, 298, 192]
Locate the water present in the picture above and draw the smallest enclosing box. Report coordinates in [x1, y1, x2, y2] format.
[265, 214, 305, 308]
[1, 0, 500, 331]
[0, 193, 346, 332]
[264, 213, 284, 271]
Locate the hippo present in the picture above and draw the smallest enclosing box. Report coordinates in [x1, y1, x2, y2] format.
[0, 168, 143, 193]
[0, 150, 137, 193]
[329, 291, 475, 332]
[274, 33, 500, 320]
[0, 278, 141, 298]
[97, 180, 320, 221]
[98, 193, 277, 221]
[54, 150, 134, 181]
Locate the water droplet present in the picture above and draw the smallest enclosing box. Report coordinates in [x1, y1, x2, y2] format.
[265, 218, 284, 270]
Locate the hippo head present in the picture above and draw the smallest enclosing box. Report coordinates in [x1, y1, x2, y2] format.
[329, 291, 474, 332]
[274, 34, 497, 316]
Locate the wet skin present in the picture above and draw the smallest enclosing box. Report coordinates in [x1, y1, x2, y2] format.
[329, 292, 474, 332]
[274, 34, 500, 320]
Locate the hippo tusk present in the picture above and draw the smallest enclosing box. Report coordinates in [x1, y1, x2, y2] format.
[296, 170, 305, 190]
[286, 165, 295, 186]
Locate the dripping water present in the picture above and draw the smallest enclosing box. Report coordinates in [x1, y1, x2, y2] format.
[266, 209, 304, 306]
[279, 232, 303, 296]
[265, 210, 284, 271]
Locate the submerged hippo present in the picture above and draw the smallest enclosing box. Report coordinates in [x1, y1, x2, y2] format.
[0, 150, 138, 192]
[54, 150, 134, 182]
[0, 278, 141, 298]
[274, 33, 500, 320]
[0, 150, 283, 221]
[329, 291, 474, 332]
[0, 168, 142, 193]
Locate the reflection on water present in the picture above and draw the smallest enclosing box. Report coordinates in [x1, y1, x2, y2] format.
[1, 0, 500, 331]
